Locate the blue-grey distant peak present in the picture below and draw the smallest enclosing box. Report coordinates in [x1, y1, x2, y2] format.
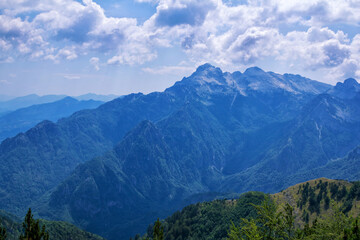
[329, 77, 360, 99]
[243, 66, 266, 75]
[343, 78, 359, 87]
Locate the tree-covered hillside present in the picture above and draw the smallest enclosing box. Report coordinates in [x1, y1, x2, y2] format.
[139, 178, 360, 240]
[0, 209, 104, 240]
[273, 178, 360, 226]
[142, 191, 266, 240]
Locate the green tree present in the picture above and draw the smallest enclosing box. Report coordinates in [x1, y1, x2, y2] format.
[282, 203, 295, 239]
[228, 191, 360, 240]
[228, 221, 242, 240]
[349, 218, 360, 240]
[0, 224, 6, 240]
[324, 196, 330, 210]
[228, 197, 291, 240]
[302, 202, 352, 240]
[252, 197, 285, 239]
[228, 219, 262, 240]
[19, 208, 49, 240]
[153, 218, 164, 240]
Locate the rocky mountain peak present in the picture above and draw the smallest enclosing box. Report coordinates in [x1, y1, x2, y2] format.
[171, 64, 330, 97]
[343, 78, 359, 87]
[243, 66, 267, 76]
[328, 78, 360, 99]
[192, 63, 224, 80]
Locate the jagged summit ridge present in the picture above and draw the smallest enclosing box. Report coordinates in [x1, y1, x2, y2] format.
[190, 63, 226, 85]
[328, 77, 360, 99]
[334, 78, 360, 90]
[343, 78, 359, 87]
[176, 63, 331, 95]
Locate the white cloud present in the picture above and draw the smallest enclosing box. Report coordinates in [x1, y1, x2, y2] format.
[0, 0, 360, 81]
[134, 0, 159, 3]
[324, 34, 360, 81]
[153, 0, 216, 27]
[106, 25, 157, 65]
[0, 0, 155, 65]
[0, 79, 10, 85]
[63, 74, 81, 80]
[0, 56, 14, 63]
[274, 27, 351, 69]
[0, 14, 47, 58]
[89, 57, 100, 71]
[0, 39, 11, 51]
[250, 0, 360, 27]
[142, 65, 194, 75]
[107, 45, 157, 65]
[45, 46, 77, 62]
[143, 1, 359, 80]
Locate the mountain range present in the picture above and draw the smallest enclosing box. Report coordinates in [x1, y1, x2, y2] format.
[0, 64, 359, 239]
[0, 97, 104, 142]
[0, 93, 118, 115]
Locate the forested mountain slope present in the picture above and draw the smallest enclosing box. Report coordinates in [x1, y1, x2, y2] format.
[3, 64, 360, 240]
[140, 178, 360, 240]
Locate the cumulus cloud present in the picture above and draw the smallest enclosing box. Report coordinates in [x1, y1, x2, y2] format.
[0, 14, 47, 58]
[44, 46, 78, 62]
[89, 57, 100, 71]
[107, 46, 157, 65]
[225, 27, 281, 64]
[322, 41, 350, 67]
[324, 34, 360, 81]
[1, 0, 360, 81]
[251, 0, 360, 27]
[154, 0, 216, 27]
[273, 27, 352, 70]
[0, 0, 155, 65]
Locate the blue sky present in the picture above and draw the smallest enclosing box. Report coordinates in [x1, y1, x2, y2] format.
[0, 0, 359, 96]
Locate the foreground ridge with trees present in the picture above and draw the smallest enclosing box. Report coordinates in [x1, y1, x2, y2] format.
[19, 208, 49, 240]
[228, 198, 360, 240]
[0, 224, 6, 240]
[135, 178, 360, 240]
[0, 208, 104, 240]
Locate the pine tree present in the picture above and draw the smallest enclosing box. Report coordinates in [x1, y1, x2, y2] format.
[228, 221, 242, 240]
[352, 218, 360, 239]
[283, 203, 295, 239]
[0, 224, 6, 240]
[252, 197, 284, 239]
[19, 208, 49, 240]
[228, 219, 262, 240]
[153, 218, 164, 240]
